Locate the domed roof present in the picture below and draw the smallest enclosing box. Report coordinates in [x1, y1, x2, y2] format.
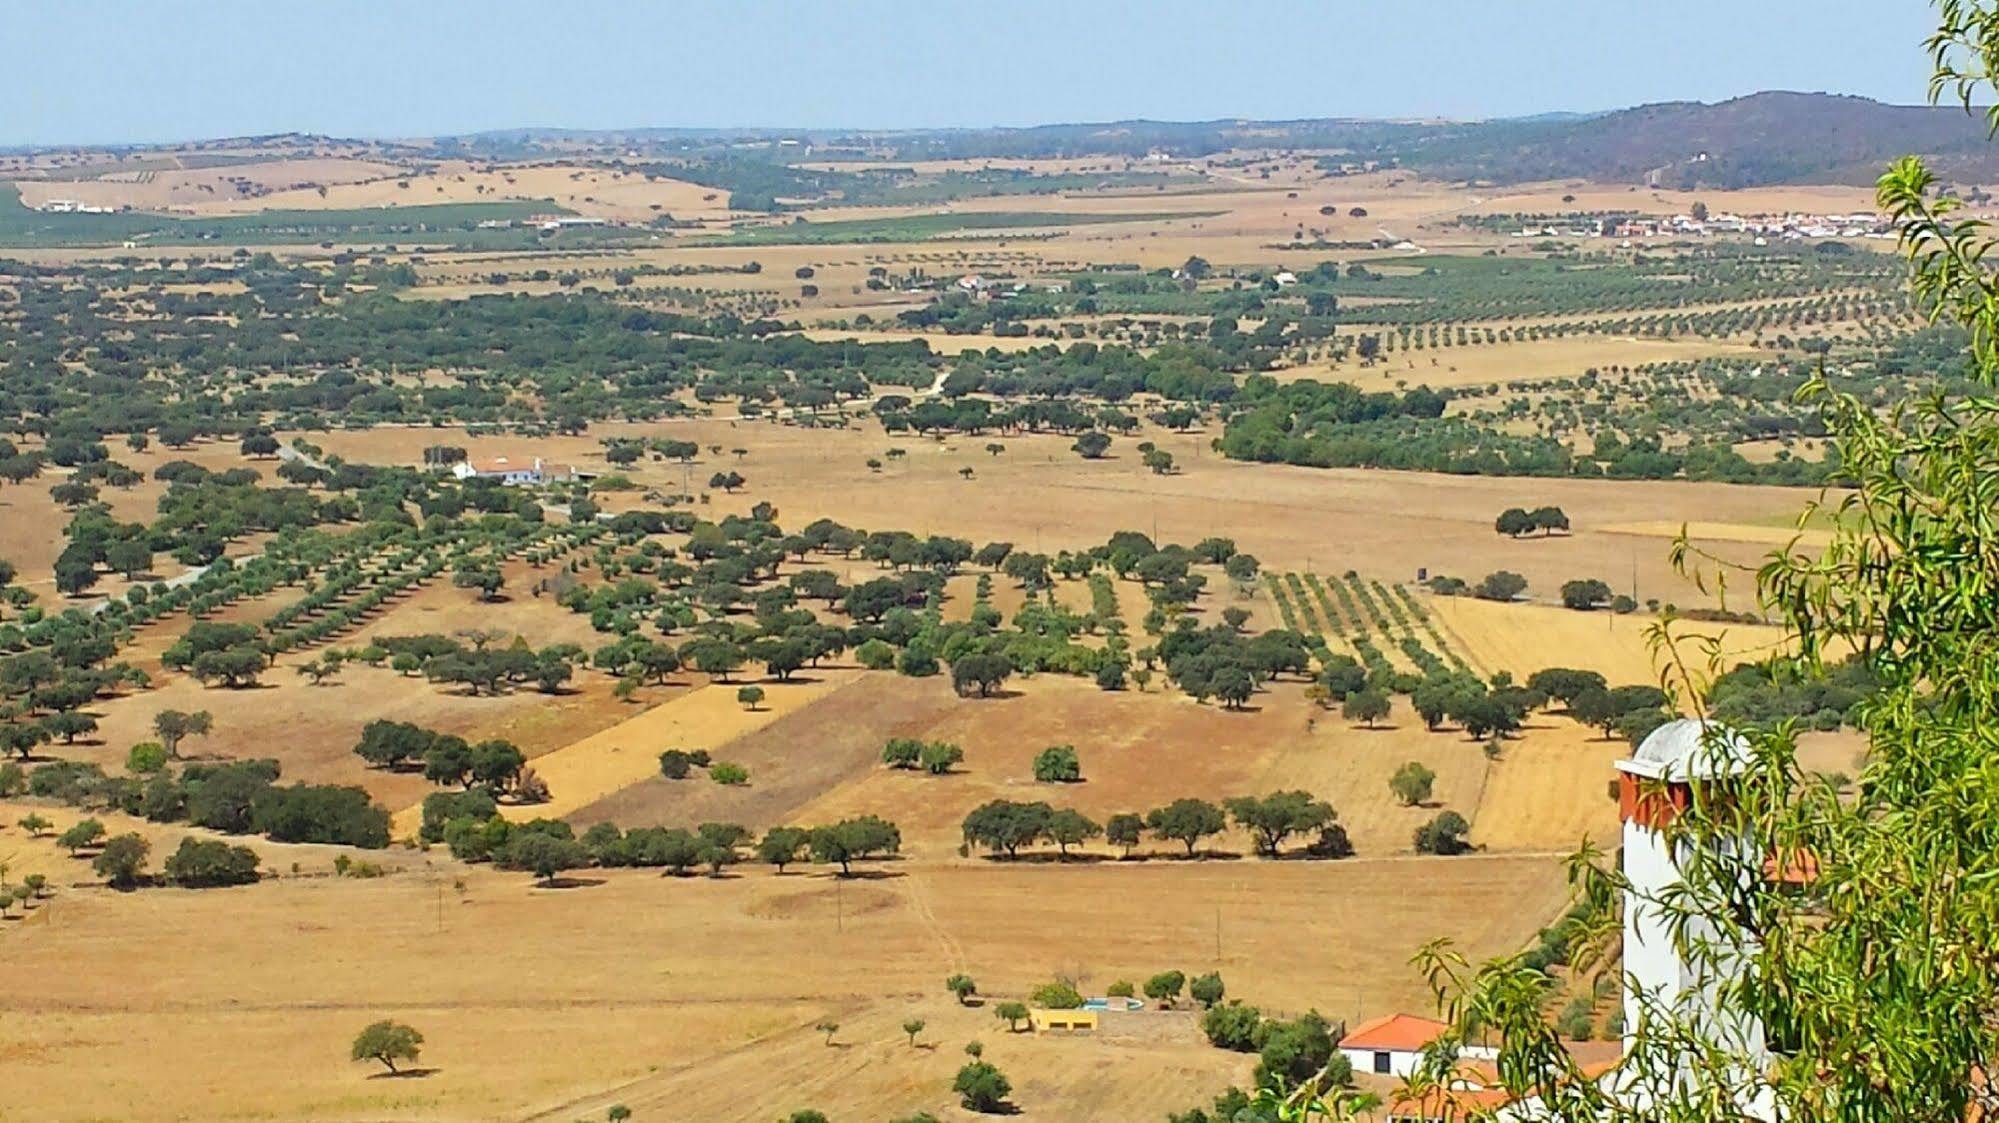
[1622, 718, 1752, 780]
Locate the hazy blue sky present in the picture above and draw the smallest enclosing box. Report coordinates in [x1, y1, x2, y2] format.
[5, 1, 1943, 146]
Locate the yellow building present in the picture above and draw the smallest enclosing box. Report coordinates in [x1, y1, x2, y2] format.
[1029, 1009, 1099, 1033]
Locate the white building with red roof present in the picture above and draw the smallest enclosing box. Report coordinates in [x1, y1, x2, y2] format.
[1339, 1013, 1496, 1079]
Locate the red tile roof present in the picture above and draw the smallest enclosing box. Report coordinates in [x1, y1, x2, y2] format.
[1341, 1013, 1450, 1052]
[1387, 1084, 1519, 1121]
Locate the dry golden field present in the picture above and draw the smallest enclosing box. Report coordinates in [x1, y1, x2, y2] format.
[13, 156, 405, 212]
[283, 417, 1822, 617]
[0, 818, 1568, 1122]
[0, 543, 1761, 1122]
[0, 511, 1853, 1121]
[1425, 597, 1799, 688]
[0, 145, 1896, 1121]
[15, 159, 738, 223]
[1271, 334, 1767, 391]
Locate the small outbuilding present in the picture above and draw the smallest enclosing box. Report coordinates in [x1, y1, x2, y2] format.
[1030, 1009, 1098, 1033]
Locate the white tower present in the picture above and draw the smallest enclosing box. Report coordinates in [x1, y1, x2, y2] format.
[1615, 719, 1767, 1085]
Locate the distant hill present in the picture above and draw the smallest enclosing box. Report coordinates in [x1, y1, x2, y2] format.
[1386, 92, 1999, 188]
[447, 94, 1999, 189]
[19, 92, 1992, 190]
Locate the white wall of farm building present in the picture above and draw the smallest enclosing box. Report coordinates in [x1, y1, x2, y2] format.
[1341, 1045, 1426, 1079]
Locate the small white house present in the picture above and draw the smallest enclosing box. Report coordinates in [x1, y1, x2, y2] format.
[1338, 1013, 1495, 1078]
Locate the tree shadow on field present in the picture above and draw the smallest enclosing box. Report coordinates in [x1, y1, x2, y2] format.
[1348, 722, 1400, 733]
[821, 869, 906, 881]
[1168, 849, 1245, 862]
[980, 852, 1110, 866]
[957, 687, 1025, 701]
[532, 875, 606, 890]
[367, 1067, 439, 1080]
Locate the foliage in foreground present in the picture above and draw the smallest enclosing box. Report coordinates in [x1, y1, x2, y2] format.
[1403, 12, 1999, 1119]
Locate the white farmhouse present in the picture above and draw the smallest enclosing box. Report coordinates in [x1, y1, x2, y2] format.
[1338, 1013, 1495, 1079]
[450, 456, 579, 486]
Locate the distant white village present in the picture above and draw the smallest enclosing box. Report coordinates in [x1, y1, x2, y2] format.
[31, 198, 121, 215]
[1513, 210, 1894, 243]
[478, 214, 610, 232]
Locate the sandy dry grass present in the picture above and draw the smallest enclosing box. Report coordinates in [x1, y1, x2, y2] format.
[0, 843, 1564, 1122]
[572, 671, 961, 834]
[1250, 690, 1494, 854]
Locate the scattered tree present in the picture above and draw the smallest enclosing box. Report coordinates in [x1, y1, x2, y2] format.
[351, 1020, 424, 1075]
[1389, 761, 1437, 806]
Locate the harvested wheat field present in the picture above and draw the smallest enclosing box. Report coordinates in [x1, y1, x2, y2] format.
[1426, 596, 1799, 690]
[406, 669, 863, 834]
[1598, 519, 1837, 549]
[1273, 334, 1765, 391]
[0, 843, 1564, 1122]
[1466, 723, 1630, 851]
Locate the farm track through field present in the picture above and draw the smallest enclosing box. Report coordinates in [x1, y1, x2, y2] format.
[0, 992, 892, 1017]
[516, 1000, 877, 1123]
[897, 866, 968, 972]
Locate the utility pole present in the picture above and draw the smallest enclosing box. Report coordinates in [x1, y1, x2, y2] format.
[1630, 547, 1640, 627]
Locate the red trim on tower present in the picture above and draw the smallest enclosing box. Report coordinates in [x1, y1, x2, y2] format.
[1619, 772, 1690, 829]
